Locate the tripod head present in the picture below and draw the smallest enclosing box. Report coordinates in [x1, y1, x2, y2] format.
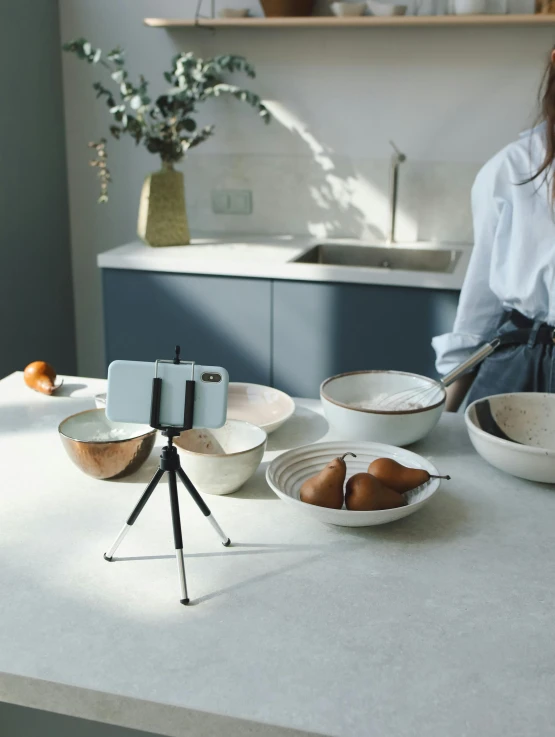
[150, 346, 196, 434]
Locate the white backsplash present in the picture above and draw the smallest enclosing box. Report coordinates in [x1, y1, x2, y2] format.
[185, 154, 479, 243]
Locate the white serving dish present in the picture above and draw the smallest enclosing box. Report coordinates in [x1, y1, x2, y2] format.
[175, 420, 267, 495]
[266, 440, 443, 527]
[465, 393, 555, 483]
[94, 392, 107, 409]
[227, 382, 295, 434]
[366, 0, 407, 15]
[218, 8, 250, 17]
[331, 2, 367, 15]
[320, 371, 445, 447]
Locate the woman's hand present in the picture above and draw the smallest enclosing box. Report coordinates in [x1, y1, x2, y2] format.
[445, 374, 476, 413]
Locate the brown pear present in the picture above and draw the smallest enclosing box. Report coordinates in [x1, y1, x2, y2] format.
[345, 473, 407, 511]
[368, 458, 450, 494]
[300, 453, 356, 509]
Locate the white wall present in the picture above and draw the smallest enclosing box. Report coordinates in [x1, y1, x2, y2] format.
[59, 0, 553, 377]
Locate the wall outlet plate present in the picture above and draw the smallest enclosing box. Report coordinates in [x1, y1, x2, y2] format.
[212, 189, 253, 215]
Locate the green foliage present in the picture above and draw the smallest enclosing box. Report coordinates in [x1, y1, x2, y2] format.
[62, 39, 271, 201]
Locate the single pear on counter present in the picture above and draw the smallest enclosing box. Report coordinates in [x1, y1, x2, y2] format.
[300, 453, 356, 509]
[345, 473, 407, 511]
[367, 458, 450, 493]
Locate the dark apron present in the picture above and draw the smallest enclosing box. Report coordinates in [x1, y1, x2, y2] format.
[466, 310, 555, 406]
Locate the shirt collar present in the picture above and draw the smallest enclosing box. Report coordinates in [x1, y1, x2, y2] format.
[519, 121, 547, 138]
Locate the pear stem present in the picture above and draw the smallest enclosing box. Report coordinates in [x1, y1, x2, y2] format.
[340, 453, 357, 461]
[430, 474, 451, 481]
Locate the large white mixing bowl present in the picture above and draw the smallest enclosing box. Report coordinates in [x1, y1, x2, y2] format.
[320, 370, 445, 446]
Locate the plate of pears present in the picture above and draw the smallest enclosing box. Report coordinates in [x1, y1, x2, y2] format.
[266, 441, 449, 527]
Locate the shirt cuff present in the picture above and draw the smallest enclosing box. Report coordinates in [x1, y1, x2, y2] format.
[432, 332, 487, 377]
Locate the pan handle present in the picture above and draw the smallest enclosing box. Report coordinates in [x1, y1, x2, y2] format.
[442, 338, 501, 389]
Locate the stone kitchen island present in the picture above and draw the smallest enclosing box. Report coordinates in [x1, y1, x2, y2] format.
[1, 372, 554, 737]
[98, 237, 470, 398]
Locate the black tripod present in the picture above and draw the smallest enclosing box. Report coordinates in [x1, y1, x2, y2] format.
[104, 348, 231, 605]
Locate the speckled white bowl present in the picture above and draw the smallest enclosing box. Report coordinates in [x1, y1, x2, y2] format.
[267, 440, 444, 527]
[175, 420, 267, 495]
[227, 383, 295, 434]
[466, 393, 555, 483]
[320, 371, 445, 447]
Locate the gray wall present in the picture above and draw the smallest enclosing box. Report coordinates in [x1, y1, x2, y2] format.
[0, 0, 76, 379]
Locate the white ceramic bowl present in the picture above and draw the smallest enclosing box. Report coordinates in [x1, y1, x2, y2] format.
[331, 2, 367, 15]
[94, 392, 107, 409]
[366, 0, 407, 15]
[175, 420, 267, 495]
[453, 0, 485, 13]
[320, 371, 445, 447]
[267, 440, 443, 527]
[227, 382, 295, 434]
[465, 393, 555, 483]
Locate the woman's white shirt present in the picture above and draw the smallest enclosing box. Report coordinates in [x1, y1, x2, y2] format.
[433, 124, 555, 376]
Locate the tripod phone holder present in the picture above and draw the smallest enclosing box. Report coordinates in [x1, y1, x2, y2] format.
[103, 346, 231, 605]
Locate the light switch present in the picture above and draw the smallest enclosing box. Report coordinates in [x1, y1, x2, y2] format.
[211, 189, 252, 215]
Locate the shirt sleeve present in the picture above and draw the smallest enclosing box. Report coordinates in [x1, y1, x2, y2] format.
[432, 157, 507, 377]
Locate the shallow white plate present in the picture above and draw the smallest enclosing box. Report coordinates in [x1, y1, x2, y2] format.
[227, 383, 295, 434]
[266, 441, 443, 527]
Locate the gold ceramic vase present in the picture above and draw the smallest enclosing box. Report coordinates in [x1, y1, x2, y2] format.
[137, 161, 190, 247]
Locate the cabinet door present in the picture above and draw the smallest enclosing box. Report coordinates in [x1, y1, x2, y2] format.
[272, 280, 459, 398]
[103, 270, 272, 385]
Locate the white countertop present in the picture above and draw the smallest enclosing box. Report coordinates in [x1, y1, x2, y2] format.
[1, 372, 554, 737]
[97, 236, 471, 291]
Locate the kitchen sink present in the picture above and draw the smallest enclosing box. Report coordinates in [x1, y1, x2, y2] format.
[292, 244, 462, 274]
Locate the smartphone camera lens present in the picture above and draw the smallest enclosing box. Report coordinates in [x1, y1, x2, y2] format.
[202, 372, 222, 383]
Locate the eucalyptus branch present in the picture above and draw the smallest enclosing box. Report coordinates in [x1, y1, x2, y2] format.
[64, 39, 271, 201]
[88, 139, 111, 203]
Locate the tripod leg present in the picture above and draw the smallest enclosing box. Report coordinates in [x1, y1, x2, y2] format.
[104, 468, 165, 561]
[168, 470, 189, 605]
[176, 467, 231, 547]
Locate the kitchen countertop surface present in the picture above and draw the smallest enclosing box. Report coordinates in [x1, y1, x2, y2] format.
[97, 236, 471, 291]
[1, 372, 554, 737]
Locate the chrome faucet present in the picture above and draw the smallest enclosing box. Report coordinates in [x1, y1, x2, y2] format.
[387, 140, 406, 245]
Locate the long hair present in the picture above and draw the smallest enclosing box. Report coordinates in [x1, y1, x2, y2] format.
[525, 46, 555, 196]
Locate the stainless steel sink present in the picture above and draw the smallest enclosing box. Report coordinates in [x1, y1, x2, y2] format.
[293, 244, 462, 274]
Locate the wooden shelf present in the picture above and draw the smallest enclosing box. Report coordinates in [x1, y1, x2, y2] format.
[145, 14, 555, 28]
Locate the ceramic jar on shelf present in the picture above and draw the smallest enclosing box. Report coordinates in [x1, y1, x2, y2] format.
[260, 0, 315, 16]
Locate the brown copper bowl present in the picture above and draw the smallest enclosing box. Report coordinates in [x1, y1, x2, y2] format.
[59, 409, 156, 480]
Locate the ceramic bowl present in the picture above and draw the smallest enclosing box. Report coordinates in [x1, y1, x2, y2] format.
[227, 383, 295, 434]
[465, 393, 555, 483]
[366, 0, 407, 14]
[320, 371, 445, 446]
[267, 440, 443, 527]
[331, 2, 367, 15]
[175, 420, 267, 495]
[453, 0, 485, 13]
[94, 392, 107, 409]
[59, 409, 156, 480]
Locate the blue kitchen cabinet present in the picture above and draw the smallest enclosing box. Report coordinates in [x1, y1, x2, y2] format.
[272, 280, 459, 398]
[102, 269, 273, 385]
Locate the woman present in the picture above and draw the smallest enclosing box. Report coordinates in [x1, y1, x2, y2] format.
[433, 46, 555, 412]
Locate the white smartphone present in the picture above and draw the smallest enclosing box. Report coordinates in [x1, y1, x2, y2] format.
[106, 360, 229, 429]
